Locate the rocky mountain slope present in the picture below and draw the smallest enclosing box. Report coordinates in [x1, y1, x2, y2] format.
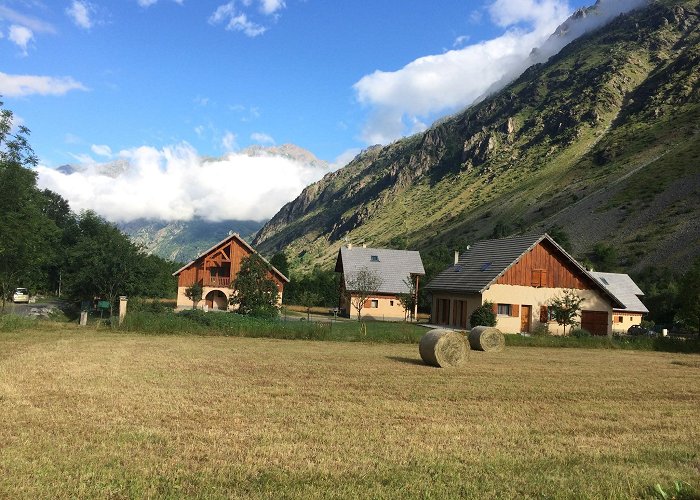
[254, 0, 700, 274]
[119, 219, 263, 263]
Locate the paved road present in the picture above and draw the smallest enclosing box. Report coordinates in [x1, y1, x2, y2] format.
[2, 300, 62, 318]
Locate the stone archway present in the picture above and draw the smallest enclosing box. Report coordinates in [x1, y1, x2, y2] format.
[205, 290, 228, 311]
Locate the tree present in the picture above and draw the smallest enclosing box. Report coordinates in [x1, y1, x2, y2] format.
[547, 226, 572, 253]
[548, 289, 585, 335]
[590, 243, 618, 272]
[63, 211, 142, 318]
[0, 102, 59, 310]
[676, 257, 700, 334]
[398, 275, 417, 321]
[345, 266, 383, 321]
[184, 282, 203, 310]
[230, 253, 279, 318]
[269, 252, 289, 278]
[470, 301, 497, 327]
[298, 290, 320, 321]
[283, 267, 339, 307]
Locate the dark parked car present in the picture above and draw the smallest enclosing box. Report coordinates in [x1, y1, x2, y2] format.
[628, 324, 653, 336]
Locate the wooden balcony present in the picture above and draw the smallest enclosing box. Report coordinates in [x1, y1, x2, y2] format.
[205, 276, 231, 287]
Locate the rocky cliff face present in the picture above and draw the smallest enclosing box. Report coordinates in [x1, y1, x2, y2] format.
[255, 1, 700, 273]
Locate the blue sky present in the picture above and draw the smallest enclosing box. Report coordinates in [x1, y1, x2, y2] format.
[1, 0, 635, 222]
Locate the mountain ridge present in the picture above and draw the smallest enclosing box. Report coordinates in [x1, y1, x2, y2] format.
[254, 0, 700, 274]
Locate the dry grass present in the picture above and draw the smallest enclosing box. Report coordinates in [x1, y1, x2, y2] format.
[1, 326, 699, 499]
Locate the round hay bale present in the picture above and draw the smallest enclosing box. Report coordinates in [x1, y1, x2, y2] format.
[468, 326, 505, 352]
[419, 329, 469, 368]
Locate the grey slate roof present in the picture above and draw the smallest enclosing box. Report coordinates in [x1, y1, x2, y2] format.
[589, 272, 648, 313]
[425, 233, 623, 308]
[426, 234, 549, 293]
[335, 247, 425, 295]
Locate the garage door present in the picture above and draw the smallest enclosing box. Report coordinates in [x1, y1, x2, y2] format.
[581, 310, 609, 336]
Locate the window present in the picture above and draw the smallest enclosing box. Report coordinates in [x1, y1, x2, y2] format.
[371, 299, 379, 308]
[497, 304, 511, 316]
[370, 255, 379, 262]
[481, 262, 492, 272]
[390, 300, 394, 306]
[617, 316, 623, 323]
[531, 269, 548, 287]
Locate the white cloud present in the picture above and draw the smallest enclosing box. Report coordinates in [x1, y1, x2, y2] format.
[137, 0, 184, 7]
[329, 148, 361, 172]
[210, 4, 266, 37]
[221, 131, 237, 151]
[66, 1, 94, 30]
[36, 143, 332, 223]
[0, 6, 56, 34]
[353, 0, 646, 145]
[0, 72, 88, 97]
[453, 35, 470, 48]
[259, 0, 285, 15]
[487, 0, 570, 28]
[250, 132, 275, 145]
[210, 0, 285, 36]
[91, 144, 112, 157]
[8, 25, 33, 55]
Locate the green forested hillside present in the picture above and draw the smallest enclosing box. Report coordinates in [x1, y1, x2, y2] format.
[254, 0, 700, 277]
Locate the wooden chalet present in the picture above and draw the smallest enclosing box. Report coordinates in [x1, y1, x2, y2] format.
[426, 234, 623, 335]
[173, 233, 289, 311]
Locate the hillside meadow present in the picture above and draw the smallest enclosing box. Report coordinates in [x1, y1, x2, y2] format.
[1, 325, 699, 499]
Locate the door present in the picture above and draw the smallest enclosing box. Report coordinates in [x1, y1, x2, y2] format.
[581, 310, 609, 336]
[520, 305, 531, 333]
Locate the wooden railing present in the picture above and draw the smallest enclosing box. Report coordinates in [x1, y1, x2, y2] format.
[206, 276, 231, 287]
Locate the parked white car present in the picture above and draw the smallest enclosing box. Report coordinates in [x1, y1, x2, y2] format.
[12, 288, 29, 304]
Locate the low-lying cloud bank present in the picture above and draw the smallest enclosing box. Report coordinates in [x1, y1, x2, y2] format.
[354, 0, 648, 145]
[36, 143, 330, 223]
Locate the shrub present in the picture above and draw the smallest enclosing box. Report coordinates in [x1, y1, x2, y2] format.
[470, 301, 497, 327]
[570, 327, 592, 338]
[531, 323, 550, 336]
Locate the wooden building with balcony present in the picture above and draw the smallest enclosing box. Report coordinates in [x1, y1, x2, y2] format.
[173, 233, 289, 311]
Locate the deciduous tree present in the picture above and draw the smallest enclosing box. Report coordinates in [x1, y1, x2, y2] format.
[230, 254, 279, 318]
[548, 289, 585, 335]
[345, 266, 383, 322]
[184, 282, 203, 310]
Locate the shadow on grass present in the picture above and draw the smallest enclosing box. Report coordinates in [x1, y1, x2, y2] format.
[386, 356, 428, 367]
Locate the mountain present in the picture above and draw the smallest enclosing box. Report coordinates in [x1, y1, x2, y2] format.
[119, 219, 264, 263]
[254, 0, 700, 275]
[55, 144, 328, 263]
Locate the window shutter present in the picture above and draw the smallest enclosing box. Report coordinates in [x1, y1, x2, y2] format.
[363, 298, 371, 308]
[540, 305, 548, 323]
[511, 304, 520, 317]
[531, 270, 541, 287]
[540, 269, 548, 287]
[491, 303, 498, 314]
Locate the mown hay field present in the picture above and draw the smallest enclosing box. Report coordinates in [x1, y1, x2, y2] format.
[1, 327, 699, 499]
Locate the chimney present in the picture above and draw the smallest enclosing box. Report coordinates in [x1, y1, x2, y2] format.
[454, 251, 460, 265]
[347, 243, 353, 250]
[362, 243, 367, 248]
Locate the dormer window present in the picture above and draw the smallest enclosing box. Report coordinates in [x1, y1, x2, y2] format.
[370, 255, 379, 262]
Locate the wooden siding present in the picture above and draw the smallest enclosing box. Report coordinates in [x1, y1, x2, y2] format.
[176, 237, 285, 291]
[495, 240, 592, 290]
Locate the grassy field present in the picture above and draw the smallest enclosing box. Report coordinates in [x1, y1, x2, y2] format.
[1, 326, 699, 499]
